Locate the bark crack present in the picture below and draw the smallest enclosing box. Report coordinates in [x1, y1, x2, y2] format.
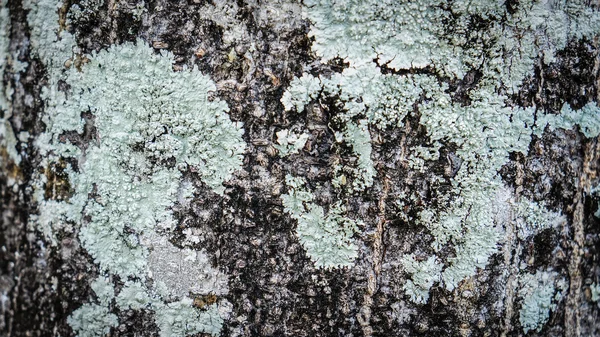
[565, 138, 599, 337]
[358, 174, 389, 337]
[501, 157, 524, 337]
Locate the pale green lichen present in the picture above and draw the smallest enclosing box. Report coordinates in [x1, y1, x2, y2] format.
[417, 88, 534, 291]
[535, 101, 600, 225]
[0, 0, 21, 168]
[114, 280, 227, 337]
[116, 281, 152, 310]
[590, 283, 600, 303]
[0, 0, 10, 111]
[282, 63, 423, 191]
[281, 174, 360, 268]
[26, 1, 243, 335]
[341, 119, 375, 191]
[57, 38, 236, 332]
[77, 276, 227, 337]
[515, 198, 565, 240]
[303, 0, 600, 90]
[408, 142, 442, 172]
[68, 276, 118, 337]
[25, 0, 82, 156]
[274, 129, 309, 157]
[518, 270, 567, 334]
[289, 0, 600, 302]
[33, 36, 244, 277]
[154, 299, 224, 337]
[303, 0, 469, 74]
[65, 41, 245, 194]
[281, 73, 321, 112]
[68, 0, 104, 21]
[67, 304, 119, 337]
[535, 102, 600, 138]
[401, 254, 442, 304]
[90, 276, 115, 306]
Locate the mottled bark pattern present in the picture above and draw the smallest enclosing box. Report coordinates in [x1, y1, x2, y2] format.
[1, 1, 600, 337]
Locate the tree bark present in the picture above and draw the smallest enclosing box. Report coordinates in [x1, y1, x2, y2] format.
[1, 1, 600, 337]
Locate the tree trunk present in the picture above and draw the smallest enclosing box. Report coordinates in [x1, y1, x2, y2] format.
[2, 1, 600, 336]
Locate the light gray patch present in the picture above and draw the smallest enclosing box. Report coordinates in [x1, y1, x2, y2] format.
[144, 233, 229, 299]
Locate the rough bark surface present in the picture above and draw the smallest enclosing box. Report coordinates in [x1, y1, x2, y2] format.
[1, 1, 600, 337]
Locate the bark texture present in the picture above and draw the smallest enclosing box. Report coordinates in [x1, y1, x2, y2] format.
[1, 1, 600, 337]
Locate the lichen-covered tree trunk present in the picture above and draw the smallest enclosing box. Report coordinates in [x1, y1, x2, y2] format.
[2, 1, 600, 336]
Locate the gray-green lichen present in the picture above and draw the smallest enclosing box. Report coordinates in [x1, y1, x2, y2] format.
[68, 0, 104, 21]
[536, 101, 600, 138]
[303, 0, 466, 72]
[590, 283, 600, 303]
[12, 0, 600, 334]
[153, 298, 225, 337]
[401, 254, 442, 304]
[0, 0, 21, 169]
[90, 276, 115, 306]
[0, 0, 9, 108]
[115, 280, 227, 337]
[281, 73, 321, 112]
[25, 1, 245, 335]
[283, 0, 600, 305]
[116, 281, 152, 310]
[67, 303, 119, 337]
[274, 129, 309, 157]
[0, 0, 9, 113]
[518, 270, 567, 334]
[515, 197, 565, 240]
[281, 174, 360, 268]
[51, 39, 244, 278]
